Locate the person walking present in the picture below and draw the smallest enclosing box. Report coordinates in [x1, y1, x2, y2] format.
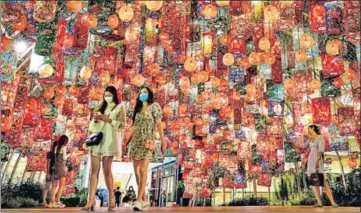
[305, 125, 339, 207]
[81, 86, 126, 211]
[47, 135, 70, 208]
[114, 186, 122, 207]
[124, 87, 167, 211]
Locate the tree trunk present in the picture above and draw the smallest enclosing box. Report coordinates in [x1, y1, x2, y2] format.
[336, 150, 347, 189]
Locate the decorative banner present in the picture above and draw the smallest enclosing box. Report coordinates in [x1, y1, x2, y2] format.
[337, 107, 356, 136]
[328, 125, 349, 151]
[311, 97, 331, 125]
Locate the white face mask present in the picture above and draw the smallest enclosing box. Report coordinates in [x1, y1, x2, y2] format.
[104, 96, 113, 103]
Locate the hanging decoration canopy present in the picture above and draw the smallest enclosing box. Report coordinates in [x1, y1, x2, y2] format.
[1, 0, 360, 197]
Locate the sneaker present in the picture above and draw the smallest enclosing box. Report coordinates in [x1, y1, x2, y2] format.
[56, 202, 66, 208]
[142, 201, 150, 209]
[133, 201, 142, 211]
[48, 202, 60, 208]
[42, 201, 48, 208]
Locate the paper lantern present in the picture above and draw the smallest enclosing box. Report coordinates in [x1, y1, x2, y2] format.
[1, 36, 11, 52]
[312, 97, 331, 125]
[333, 77, 344, 88]
[125, 29, 139, 44]
[284, 78, 295, 91]
[107, 15, 119, 29]
[184, 58, 198, 72]
[131, 74, 145, 87]
[179, 104, 187, 114]
[345, 68, 357, 81]
[249, 52, 261, 65]
[201, 33, 213, 56]
[216, 1, 229, 7]
[264, 52, 275, 65]
[312, 5, 326, 18]
[63, 33, 73, 48]
[190, 74, 200, 85]
[119, 5, 134, 22]
[211, 77, 221, 87]
[66, 1, 83, 13]
[264, 5, 279, 22]
[220, 34, 228, 46]
[1, 116, 12, 132]
[163, 105, 173, 117]
[348, 157, 357, 169]
[39, 64, 54, 78]
[54, 96, 64, 107]
[79, 66, 93, 80]
[199, 71, 209, 83]
[223, 53, 235, 66]
[295, 49, 307, 62]
[180, 77, 190, 88]
[25, 99, 38, 111]
[146, 1, 163, 11]
[83, 14, 97, 29]
[12, 15, 27, 32]
[43, 87, 55, 100]
[326, 40, 341, 56]
[258, 37, 271, 51]
[202, 4, 217, 19]
[308, 79, 321, 90]
[300, 33, 314, 49]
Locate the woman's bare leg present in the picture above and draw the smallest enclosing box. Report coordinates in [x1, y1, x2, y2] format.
[312, 186, 323, 205]
[137, 159, 150, 203]
[85, 155, 101, 207]
[55, 177, 66, 202]
[102, 156, 115, 205]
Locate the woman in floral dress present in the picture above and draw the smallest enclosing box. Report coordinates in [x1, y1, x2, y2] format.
[124, 87, 166, 211]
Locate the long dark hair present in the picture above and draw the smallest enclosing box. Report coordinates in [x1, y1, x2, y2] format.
[52, 135, 69, 154]
[98, 86, 119, 114]
[308, 124, 321, 135]
[132, 86, 154, 123]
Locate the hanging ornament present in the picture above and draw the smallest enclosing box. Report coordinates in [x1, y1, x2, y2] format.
[63, 33, 73, 48]
[201, 4, 217, 19]
[333, 77, 344, 88]
[299, 33, 315, 49]
[83, 14, 98, 29]
[308, 79, 321, 90]
[264, 52, 275, 65]
[184, 58, 198, 72]
[39, 64, 54, 78]
[295, 49, 307, 62]
[1, 116, 12, 132]
[220, 34, 228, 46]
[119, 5, 134, 22]
[79, 66, 93, 80]
[258, 37, 271, 51]
[66, 1, 83, 13]
[345, 68, 357, 81]
[125, 26, 140, 42]
[146, 1, 164, 12]
[131, 74, 145, 87]
[43, 87, 55, 100]
[107, 14, 119, 29]
[55, 85, 67, 96]
[249, 52, 261, 65]
[1, 36, 11, 52]
[264, 5, 279, 22]
[223, 53, 235, 66]
[12, 15, 27, 32]
[326, 40, 341, 56]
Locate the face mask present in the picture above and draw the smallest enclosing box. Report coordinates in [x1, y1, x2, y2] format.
[104, 96, 113, 103]
[139, 93, 149, 102]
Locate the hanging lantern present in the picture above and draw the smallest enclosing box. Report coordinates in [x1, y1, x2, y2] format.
[220, 34, 228, 46]
[119, 5, 134, 22]
[12, 15, 27, 32]
[237, 57, 252, 68]
[249, 52, 261, 65]
[180, 76, 191, 88]
[79, 66, 93, 80]
[284, 78, 296, 91]
[211, 77, 221, 87]
[311, 97, 331, 125]
[308, 79, 321, 90]
[39, 64, 54, 78]
[300, 33, 315, 49]
[56, 85, 67, 96]
[348, 157, 357, 169]
[201, 4, 217, 19]
[223, 53, 235, 66]
[216, 1, 229, 7]
[184, 58, 198, 72]
[107, 15, 119, 29]
[179, 104, 187, 114]
[264, 52, 275, 65]
[333, 77, 344, 88]
[26, 99, 38, 111]
[264, 5, 279, 22]
[146, 1, 164, 12]
[1, 116, 13, 132]
[312, 5, 326, 19]
[69, 85, 79, 96]
[295, 49, 307, 62]
[258, 37, 271, 51]
[326, 40, 341, 56]
[199, 71, 209, 83]
[54, 96, 64, 107]
[63, 33, 73, 48]
[191, 74, 201, 85]
[345, 68, 357, 81]
[83, 14, 97, 29]
[131, 74, 145, 87]
[201, 33, 213, 56]
[163, 105, 173, 117]
[43, 87, 55, 100]
[66, 1, 83, 13]
[1, 36, 11, 52]
[125, 26, 139, 42]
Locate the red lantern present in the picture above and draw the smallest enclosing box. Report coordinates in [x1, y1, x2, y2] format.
[311, 97, 331, 125]
[83, 14, 97, 29]
[26, 98, 38, 111]
[12, 15, 27, 32]
[333, 77, 344, 88]
[348, 157, 357, 169]
[66, 1, 83, 13]
[43, 87, 55, 100]
[1, 116, 13, 132]
[107, 15, 119, 29]
[1, 36, 11, 52]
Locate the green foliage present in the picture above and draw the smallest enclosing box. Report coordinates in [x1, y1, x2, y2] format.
[1, 181, 43, 205]
[2, 197, 39, 209]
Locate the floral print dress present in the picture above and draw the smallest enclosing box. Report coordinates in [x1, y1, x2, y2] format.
[129, 102, 163, 161]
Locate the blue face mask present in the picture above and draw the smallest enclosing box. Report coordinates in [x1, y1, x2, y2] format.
[139, 93, 149, 102]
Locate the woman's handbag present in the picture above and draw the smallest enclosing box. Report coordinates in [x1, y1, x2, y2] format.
[85, 128, 104, 147]
[309, 171, 321, 186]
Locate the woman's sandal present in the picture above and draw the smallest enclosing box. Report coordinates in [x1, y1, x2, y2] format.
[314, 203, 323, 207]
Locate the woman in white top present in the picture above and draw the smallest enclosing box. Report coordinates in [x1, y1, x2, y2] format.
[307, 125, 338, 207]
[82, 86, 126, 211]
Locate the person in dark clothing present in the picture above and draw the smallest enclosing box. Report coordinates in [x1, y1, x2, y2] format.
[114, 187, 122, 207]
[98, 192, 104, 207]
